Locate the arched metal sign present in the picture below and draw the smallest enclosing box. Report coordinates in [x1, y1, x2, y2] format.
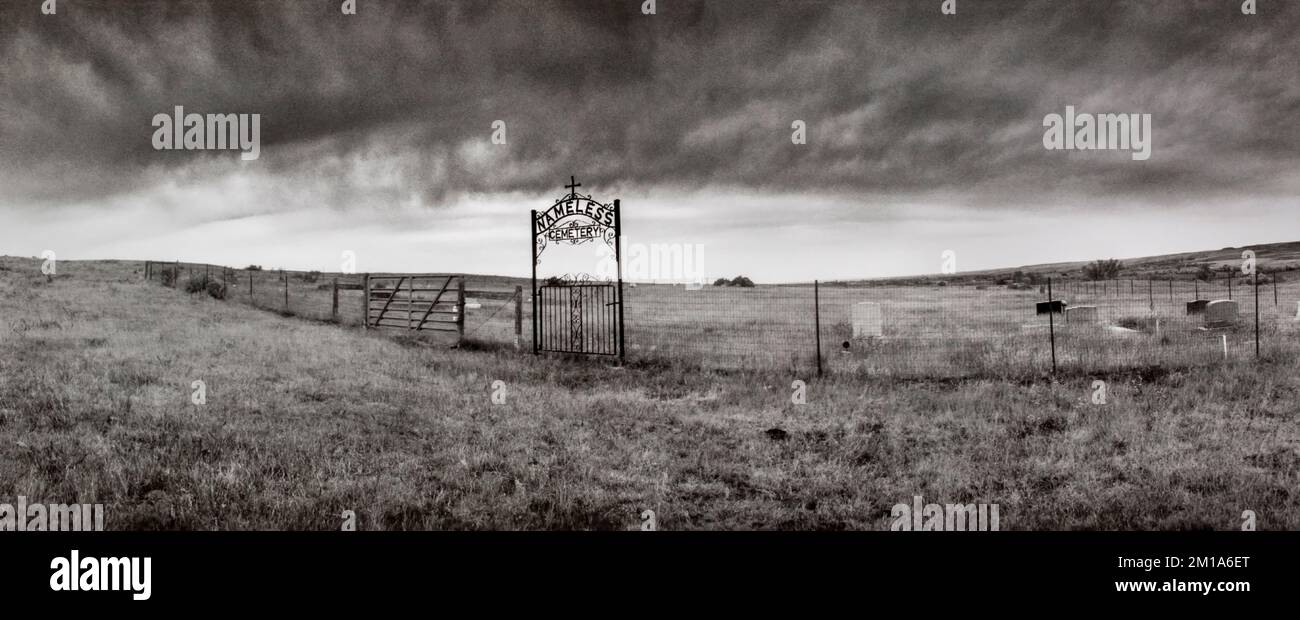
[531, 177, 624, 359]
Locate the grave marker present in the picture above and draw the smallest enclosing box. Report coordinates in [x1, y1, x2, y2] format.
[1186, 299, 1209, 315]
[1065, 305, 1098, 323]
[1036, 300, 1066, 315]
[1205, 299, 1239, 328]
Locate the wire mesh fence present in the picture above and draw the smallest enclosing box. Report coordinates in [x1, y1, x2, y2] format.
[143, 261, 1300, 377]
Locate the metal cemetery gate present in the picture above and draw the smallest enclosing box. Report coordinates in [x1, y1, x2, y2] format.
[531, 176, 625, 360]
[537, 283, 620, 355]
[364, 274, 465, 338]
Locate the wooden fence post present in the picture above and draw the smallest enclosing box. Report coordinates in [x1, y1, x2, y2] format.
[282, 270, 288, 312]
[363, 273, 371, 330]
[332, 278, 339, 322]
[456, 277, 466, 342]
[248, 270, 253, 301]
[514, 285, 523, 350]
[174, 261, 180, 288]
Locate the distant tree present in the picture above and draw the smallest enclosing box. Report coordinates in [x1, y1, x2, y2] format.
[1083, 259, 1124, 280]
[713, 278, 730, 286]
[729, 276, 755, 288]
[245, 265, 263, 271]
[1195, 264, 1214, 282]
[544, 276, 566, 287]
[1012, 270, 1026, 283]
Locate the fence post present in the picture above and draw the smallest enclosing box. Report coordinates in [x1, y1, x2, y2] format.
[1147, 279, 1153, 309]
[1168, 279, 1172, 302]
[1254, 271, 1260, 359]
[1048, 277, 1057, 373]
[174, 261, 180, 288]
[514, 285, 523, 350]
[205, 263, 210, 282]
[248, 271, 253, 301]
[363, 273, 371, 330]
[456, 277, 466, 343]
[814, 280, 822, 377]
[282, 270, 288, 312]
[1228, 276, 1233, 300]
[1273, 273, 1279, 306]
[1195, 280, 1199, 300]
[332, 278, 339, 322]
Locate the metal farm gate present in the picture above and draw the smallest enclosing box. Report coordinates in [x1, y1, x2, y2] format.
[536, 283, 620, 356]
[364, 274, 465, 338]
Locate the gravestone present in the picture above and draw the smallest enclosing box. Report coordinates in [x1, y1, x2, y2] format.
[1036, 300, 1066, 315]
[1205, 299, 1239, 328]
[1065, 305, 1097, 323]
[852, 302, 883, 338]
[1186, 300, 1209, 315]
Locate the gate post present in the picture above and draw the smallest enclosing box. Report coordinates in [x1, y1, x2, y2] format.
[456, 276, 466, 343]
[614, 199, 625, 363]
[531, 209, 539, 355]
[363, 273, 371, 330]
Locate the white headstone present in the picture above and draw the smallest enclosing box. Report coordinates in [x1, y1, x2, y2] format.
[852, 302, 882, 338]
[1205, 299, 1239, 327]
[1065, 305, 1098, 323]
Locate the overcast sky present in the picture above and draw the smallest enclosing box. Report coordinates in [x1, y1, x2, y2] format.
[1, 0, 1297, 281]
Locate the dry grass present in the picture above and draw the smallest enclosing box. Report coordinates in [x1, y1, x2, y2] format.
[1, 257, 1298, 530]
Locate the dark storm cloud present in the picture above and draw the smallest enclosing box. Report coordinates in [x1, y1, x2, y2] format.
[1, 0, 1298, 208]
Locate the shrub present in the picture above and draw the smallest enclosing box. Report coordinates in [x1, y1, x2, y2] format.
[301, 270, 321, 283]
[245, 265, 263, 271]
[184, 275, 227, 300]
[1083, 259, 1124, 280]
[729, 276, 755, 288]
[713, 278, 730, 286]
[206, 280, 227, 300]
[1195, 264, 1214, 281]
[159, 267, 178, 287]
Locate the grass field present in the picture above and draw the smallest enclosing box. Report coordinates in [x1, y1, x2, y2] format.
[2, 256, 1299, 530]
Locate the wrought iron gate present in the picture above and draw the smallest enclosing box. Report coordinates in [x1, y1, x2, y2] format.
[536, 283, 620, 356]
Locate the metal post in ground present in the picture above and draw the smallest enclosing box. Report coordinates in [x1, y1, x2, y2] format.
[1048, 277, 1057, 374]
[814, 280, 823, 377]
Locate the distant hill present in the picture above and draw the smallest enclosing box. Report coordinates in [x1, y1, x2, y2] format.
[824, 240, 1300, 287]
